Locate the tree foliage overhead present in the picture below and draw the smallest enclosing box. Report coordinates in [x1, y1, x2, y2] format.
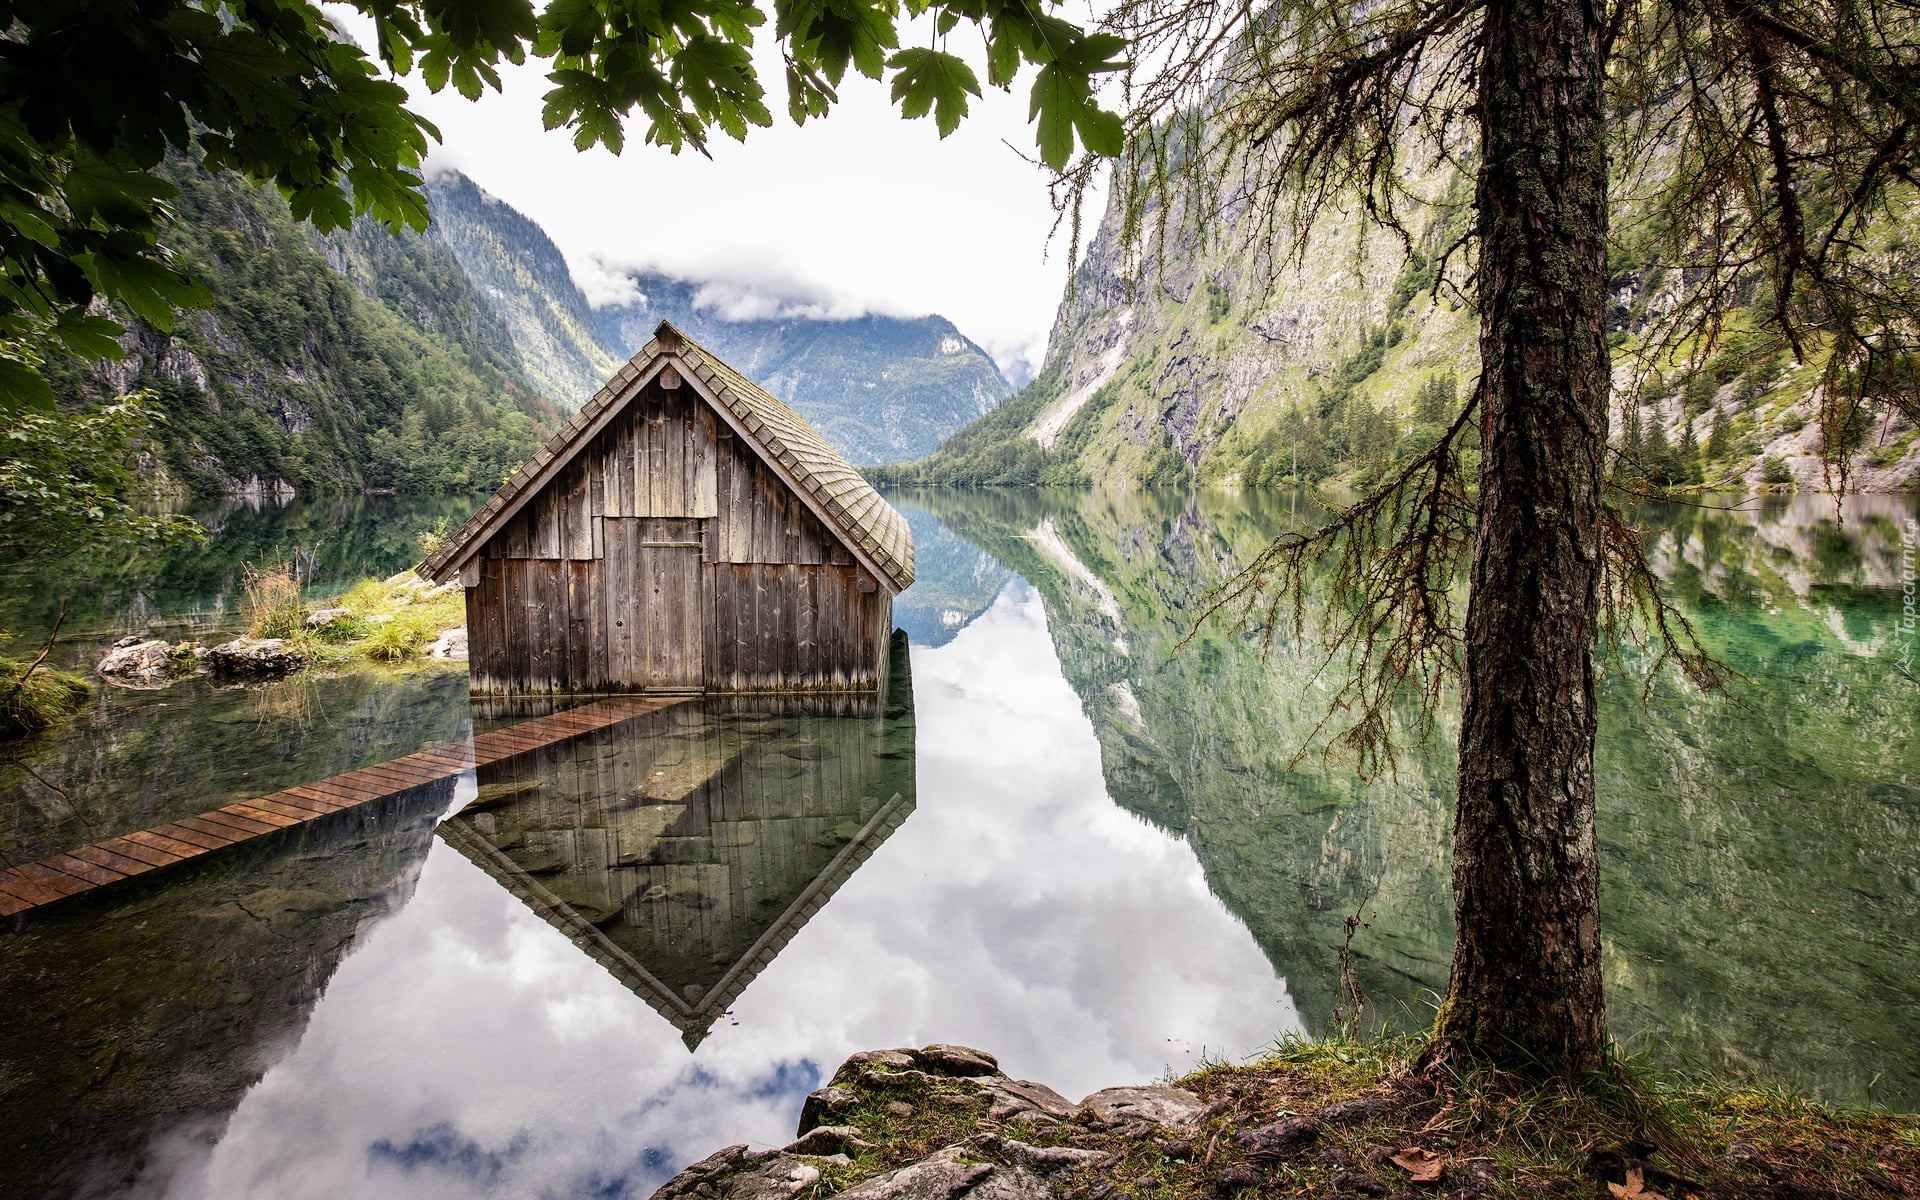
[0, 392, 201, 559]
[0, 0, 1126, 406]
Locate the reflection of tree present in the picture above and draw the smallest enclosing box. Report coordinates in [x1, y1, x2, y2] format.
[0, 494, 480, 651]
[0, 781, 453, 1197]
[916, 488, 1920, 1105]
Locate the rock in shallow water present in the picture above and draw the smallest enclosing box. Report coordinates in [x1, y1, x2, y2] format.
[206, 637, 308, 679]
[96, 639, 175, 689]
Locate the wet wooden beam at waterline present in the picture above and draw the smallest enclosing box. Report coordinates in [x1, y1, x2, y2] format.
[0, 697, 685, 920]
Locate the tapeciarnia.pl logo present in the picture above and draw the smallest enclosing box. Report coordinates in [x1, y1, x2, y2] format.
[1900, 517, 1917, 681]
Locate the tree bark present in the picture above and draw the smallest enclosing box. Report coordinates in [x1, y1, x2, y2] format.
[1428, 0, 1611, 1073]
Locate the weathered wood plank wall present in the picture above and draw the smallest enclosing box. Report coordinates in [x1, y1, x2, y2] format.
[465, 379, 892, 695]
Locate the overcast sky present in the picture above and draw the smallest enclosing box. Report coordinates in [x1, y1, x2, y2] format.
[329, 10, 1108, 383]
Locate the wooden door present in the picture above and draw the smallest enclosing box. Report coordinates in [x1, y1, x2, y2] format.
[609, 517, 704, 691]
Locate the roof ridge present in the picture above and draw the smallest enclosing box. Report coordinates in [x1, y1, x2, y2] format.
[419, 327, 914, 593]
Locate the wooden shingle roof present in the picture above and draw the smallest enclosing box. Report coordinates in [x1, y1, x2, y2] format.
[420, 321, 915, 592]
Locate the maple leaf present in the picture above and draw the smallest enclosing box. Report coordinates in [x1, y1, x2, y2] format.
[1607, 1165, 1669, 1200]
[1389, 1146, 1445, 1184]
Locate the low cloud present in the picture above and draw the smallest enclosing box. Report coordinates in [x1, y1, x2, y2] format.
[573, 256, 648, 310]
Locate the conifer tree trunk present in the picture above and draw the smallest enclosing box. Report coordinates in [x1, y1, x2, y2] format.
[1430, 0, 1611, 1073]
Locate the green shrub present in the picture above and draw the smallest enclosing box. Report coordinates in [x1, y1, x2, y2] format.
[1761, 454, 1795, 485]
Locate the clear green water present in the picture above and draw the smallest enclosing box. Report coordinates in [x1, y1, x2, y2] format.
[0, 487, 1914, 1200]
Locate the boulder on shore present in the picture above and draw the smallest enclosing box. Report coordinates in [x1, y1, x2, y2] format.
[656, 1045, 1205, 1200]
[428, 627, 468, 661]
[304, 607, 353, 630]
[206, 637, 308, 679]
[96, 639, 175, 689]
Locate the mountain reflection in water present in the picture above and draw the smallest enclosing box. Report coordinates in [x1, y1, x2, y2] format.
[0, 487, 1913, 1199]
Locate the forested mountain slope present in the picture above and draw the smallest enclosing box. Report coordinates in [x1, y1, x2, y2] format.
[50, 158, 554, 497]
[417, 172, 1010, 463]
[886, 150, 1920, 491]
[421, 173, 626, 409]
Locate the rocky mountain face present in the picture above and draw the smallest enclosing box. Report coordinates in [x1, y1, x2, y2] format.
[593, 278, 1009, 465]
[52, 158, 555, 498]
[421, 172, 1010, 465]
[421, 172, 626, 409]
[888, 145, 1920, 492]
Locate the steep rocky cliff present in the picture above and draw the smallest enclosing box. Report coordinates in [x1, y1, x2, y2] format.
[421, 172, 627, 408]
[888, 156, 1920, 491]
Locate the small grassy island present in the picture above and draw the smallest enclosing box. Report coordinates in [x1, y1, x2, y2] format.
[251, 566, 468, 668]
[662, 1042, 1920, 1200]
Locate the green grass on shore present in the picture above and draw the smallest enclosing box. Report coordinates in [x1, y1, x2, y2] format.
[787, 1036, 1919, 1200]
[241, 564, 464, 669]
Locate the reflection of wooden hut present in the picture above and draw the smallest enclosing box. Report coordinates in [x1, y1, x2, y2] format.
[437, 645, 916, 1047]
[420, 322, 914, 696]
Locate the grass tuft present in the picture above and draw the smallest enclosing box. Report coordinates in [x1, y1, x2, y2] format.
[241, 562, 306, 639]
[0, 654, 91, 739]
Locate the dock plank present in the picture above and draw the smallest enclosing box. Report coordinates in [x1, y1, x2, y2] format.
[244, 798, 323, 824]
[193, 810, 278, 837]
[124, 830, 208, 861]
[0, 874, 67, 907]
[0, 697, 685, 920]
[8, 864, 87, 897]
[68, 844, 155, 875]
[152, 823, 232, 852]
[98, 837, 181, 868]
[47, 854, 124, 886]
[171, 817, 251, 846]
[221, 803, 301, 829]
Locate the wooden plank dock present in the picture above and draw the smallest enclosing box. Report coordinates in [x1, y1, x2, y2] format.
[0, 697, 682, 921]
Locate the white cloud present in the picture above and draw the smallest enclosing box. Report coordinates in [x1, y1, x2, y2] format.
[572, 257, 648, 310]
[324, 6, 1108, 382]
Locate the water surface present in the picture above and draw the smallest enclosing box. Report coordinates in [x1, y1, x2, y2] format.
[1, 487, 1914, 1200]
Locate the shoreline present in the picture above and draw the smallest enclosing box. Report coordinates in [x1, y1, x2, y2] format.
[655, 1041, 1920, 1200]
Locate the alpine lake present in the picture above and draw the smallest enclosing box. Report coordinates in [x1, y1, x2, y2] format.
[1, 487, 1915, 1200]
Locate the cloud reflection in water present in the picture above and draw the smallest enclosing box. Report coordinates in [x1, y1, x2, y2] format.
[162, 580, 1299, 1200]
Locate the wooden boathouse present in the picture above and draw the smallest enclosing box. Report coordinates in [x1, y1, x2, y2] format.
[421, 322, 914, 695]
